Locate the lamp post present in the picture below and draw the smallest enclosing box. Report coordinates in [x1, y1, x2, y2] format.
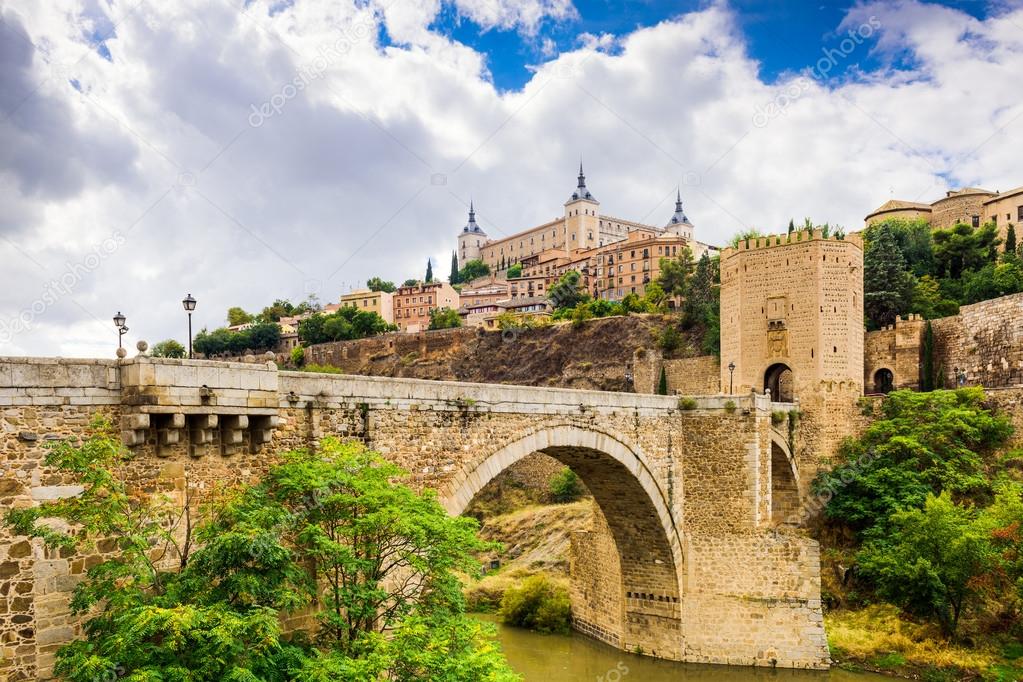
[113, 311, 128, 351]
[182, 294, 196, 359]
[728, 361, 736, 394]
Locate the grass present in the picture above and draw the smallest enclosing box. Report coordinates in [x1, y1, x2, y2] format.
[826, 604, 1023, 680]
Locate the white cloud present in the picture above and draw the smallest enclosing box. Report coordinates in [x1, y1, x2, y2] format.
[2, 0, 1022, 357]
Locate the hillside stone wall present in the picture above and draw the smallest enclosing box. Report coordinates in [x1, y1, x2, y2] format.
[931, 292, 1023, 389]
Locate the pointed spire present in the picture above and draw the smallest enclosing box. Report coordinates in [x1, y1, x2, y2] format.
[568, 160, 596, 203]
[462, 199, 484, 234]
[668, 187, 692, 227]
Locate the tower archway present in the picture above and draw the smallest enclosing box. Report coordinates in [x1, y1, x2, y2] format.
[764, 362, 794, 402]
[444, 425, 683, 659]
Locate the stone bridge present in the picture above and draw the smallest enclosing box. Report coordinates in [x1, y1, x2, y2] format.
[0, 357, 827, 680]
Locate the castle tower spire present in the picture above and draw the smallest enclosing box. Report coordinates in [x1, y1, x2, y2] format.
[568, 161, 596, 203]
[667, 187, 691, 227]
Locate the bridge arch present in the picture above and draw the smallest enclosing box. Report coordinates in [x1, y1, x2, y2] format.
[442, 424, 684, 658]
[770, 432, 801, 525]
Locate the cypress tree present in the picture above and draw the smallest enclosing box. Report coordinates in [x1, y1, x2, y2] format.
[657, 367, 668, 395]
[1005, 224, 1017, 257]
[425, 258, 434, 283]
[921, 320, 935, 391]
[864, 224, 915, 329]
[787, 219, 795, 234]
[449, 251, 460, 284]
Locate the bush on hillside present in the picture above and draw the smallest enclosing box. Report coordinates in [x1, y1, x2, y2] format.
[499, 574, 571, 634]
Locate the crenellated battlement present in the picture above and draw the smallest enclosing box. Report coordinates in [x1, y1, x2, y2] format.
[720, 228, 862, 260]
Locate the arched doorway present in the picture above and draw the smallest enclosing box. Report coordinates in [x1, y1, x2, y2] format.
[873, 368, 894, 394]
[764, 363, 794, 402]
[444, 426, 683, 660]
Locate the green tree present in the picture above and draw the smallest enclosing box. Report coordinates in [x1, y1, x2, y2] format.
[857, 492, 994, 638]
[5, 425, 518, 681]
[728, 228, 764, 249]
[921, 320, 937, 391]
[549, 270, 588, 310]
[227, 306, 254, 326]
[425, 258, 434, 283]
[863, 223, 915, 329]
[506, 262, 522, 278]
[869, 218, 935, 278]
[911, 274, 959, 320]
[813, 388, 1012, 537]
[449, 251, 460, 285]
[657, 247, 695, 299]
[683, 252, 715, 323]
[150, 339, 186, 358]
[788, 219, 795, 234]
[428, 307, 462, 330]
[402, 278, 418, 287]
[3, 419, 302, 681]
[933, 222, 1000, 279]
[1005, 224, 1017, 257]
[299, 308, 395, 345]
[458, 259, 490, 283]
[657, 367, 668, 395]
[367, 277, 396, 293]
[549, 466, 584, 503]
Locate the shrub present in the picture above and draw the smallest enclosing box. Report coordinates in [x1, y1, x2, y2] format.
[657, 324, 682, 353]
[678, 397, 697, 410]
[771, 410, 787, 425]
[150, 339, 186, 358]
[499, 574, 571, 634]
[723, 400, 737, 414]
[549, 467, 584, 503]
[290, 346, 305, 367]
[303, 363, 342, 374]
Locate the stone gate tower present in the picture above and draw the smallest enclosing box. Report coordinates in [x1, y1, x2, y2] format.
[719, 229, 864, 475]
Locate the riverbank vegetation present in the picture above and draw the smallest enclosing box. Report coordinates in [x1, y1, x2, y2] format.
[814, 388, 1023, 680]
[5, 421, 519, 682]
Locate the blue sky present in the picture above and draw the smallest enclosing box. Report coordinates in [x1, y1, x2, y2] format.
[425, 0, 992, 90]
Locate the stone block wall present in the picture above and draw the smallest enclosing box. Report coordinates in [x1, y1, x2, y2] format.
[931, 292, 1023, 389]
[631, 349, 721, 396]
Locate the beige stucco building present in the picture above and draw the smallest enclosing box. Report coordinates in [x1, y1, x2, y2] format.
[340, 289, 394, 324]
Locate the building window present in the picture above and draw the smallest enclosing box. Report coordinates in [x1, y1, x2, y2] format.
[972, 215, 980, 227]
[1018, 205, 1023, 222]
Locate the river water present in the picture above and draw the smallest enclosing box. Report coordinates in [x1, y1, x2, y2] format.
[479, 616, 891, 682]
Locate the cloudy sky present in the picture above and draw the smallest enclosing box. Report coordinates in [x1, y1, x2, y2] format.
[1, 0, 1021, 358]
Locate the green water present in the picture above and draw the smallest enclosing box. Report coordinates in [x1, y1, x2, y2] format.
[479, 616, 891, 682]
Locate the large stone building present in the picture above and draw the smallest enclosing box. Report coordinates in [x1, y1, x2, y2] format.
[866, 185, 1023, 246]
[454, 166, 717, 303]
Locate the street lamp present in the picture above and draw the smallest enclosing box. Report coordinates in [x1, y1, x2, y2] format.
[113, 311, 128, 350]
[182, 294, 197, 359]
[728, 361, 736, 395]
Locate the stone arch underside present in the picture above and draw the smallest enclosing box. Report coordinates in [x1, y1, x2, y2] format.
[443, 425, 684, 659]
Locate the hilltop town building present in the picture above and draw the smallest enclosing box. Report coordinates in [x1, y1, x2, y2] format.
[866, 185, 1023, 246]
[340, 288, 394, 324]
[393, 281, 459, 333]
[455, 167, 717, 303]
